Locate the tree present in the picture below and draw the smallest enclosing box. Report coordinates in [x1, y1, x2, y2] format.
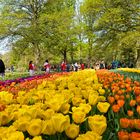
[0, 0, 47, 65]
[40, 0, 77, 62]
[80, 0, 140, 65]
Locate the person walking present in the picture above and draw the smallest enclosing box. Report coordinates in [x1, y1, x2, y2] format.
[95, 62, 100, 70]
[66, 63, 70, 72]
[11, 65, 14, 72]
[44, 59, 50, 74]
[100, 60, 105, 69]
[0, 59, 5, 80]
[29, 61, 35, 76]
[74, 62, 78, 72]
[61, 60, 66, 72]
[81, 63, 85, 70]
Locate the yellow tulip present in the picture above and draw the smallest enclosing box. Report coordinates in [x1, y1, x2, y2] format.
[10, 111, 19, 121]
[32, 136, 42, 140]
[86, 131, 102, 140]
[27, 119, 42, 136]
[72, 110, 86, 124]
[36, 110, 47, 120]
[72, 107, 82, 112]
[65, 123, 79, 139]
[98, 88, 105, 95]
[47, 99, 62, 112]
[44, 109, 55, 120]
[0, 92, 13, 104]
[98, 96, 106, 102]
[92, 84, 102, 90]
[42, 120, 56, 135]
[76, 131, 102, 140]
[6, 104, 20, 115]
[79, 103, 91, 114]
[8, 131, 24, 140]
[118, 68, 140, 74]
[1, 126, 16, 138]
[0, 135, 2, 140]
[88, 94, 99, 105]
[68, 83, 76, 89]
[18, 91, 26, 96]
[88, 115, 107, 135]
[81, 90, 89, 99]
[97, 102, 110, 113]
[51, 113, 70, 133]
[72, 97, 86, 106]
[60, 103, 70, 114]
[13, 117, 30, 132]
[0, 111, 10, 125]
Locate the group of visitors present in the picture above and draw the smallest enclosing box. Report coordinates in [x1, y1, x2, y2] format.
[94, 60, 134, 70]
[29, 60, 85, 76]
[0, 58, 134, 79]
[29, 60, 51, 76]
[60, 61, 85, 72]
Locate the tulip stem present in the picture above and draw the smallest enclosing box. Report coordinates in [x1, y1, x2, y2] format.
[49, 135, 57, 140]
[86, 120, 88, 131]
[57, 133, 61, 140]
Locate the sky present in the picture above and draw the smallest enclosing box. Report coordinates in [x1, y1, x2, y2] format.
[0, 38, 10, 55]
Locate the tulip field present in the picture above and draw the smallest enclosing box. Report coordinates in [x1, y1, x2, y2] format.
[0, 69, 140, 140]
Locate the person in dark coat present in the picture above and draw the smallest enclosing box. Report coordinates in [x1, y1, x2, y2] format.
[0, 59, 5, 80]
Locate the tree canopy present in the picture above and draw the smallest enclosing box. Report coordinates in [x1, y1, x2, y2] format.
[0, 0, 140, 68]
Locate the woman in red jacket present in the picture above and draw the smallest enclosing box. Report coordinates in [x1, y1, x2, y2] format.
[29, 61, 35, 76]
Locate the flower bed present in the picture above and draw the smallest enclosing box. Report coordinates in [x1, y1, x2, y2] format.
[97, 69, 140, 140]
[0, 70, 109, 140]
[110, 68, 140, 82]
[118, 68, 140, 74]
[0, 69, 140, 140]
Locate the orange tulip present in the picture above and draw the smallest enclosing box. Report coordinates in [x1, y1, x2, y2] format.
[129, 120, 134, 128]
[112, 104, 120, 113]
[117, 100, 125, 107]
[136, 106, 140, 115]
[125, 84, 130, 88]
[118, 131, 129, 140]
[120, 95, 125, 100]
[136, 96, 140, 104]
[127, 110, 133, 117]
[118, 90, 124, 95]
[134, 81, 140, 86]
[130, 100, 136, 107]
[126, 87, 132, 92]
[134, 87, 140, 96]
[108, 96, 115, 104]
[114, 94, 120, 100]
[120, 84, 125, 89]
[133, 119, 140, 129]
[125, 77, 131, 83]
[130, 132, 140, 140]
[120, 118, 130, 128]
[10, 82, 16, 87]
[126, 94, 130, 99]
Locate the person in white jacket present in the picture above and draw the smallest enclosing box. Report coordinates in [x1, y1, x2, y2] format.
[44, 60, 50, 74]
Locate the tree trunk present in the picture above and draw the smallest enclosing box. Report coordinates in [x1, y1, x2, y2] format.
[79, 35, 82, 63]
[34, 43, 41, 66]
[70, 47, 74, 63]
[88, 38, 92, 65]
[136, 49, 140, 68]
[63, 49, 67, 62]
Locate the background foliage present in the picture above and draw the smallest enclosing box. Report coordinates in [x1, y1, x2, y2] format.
[0, 0, 140, 69]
